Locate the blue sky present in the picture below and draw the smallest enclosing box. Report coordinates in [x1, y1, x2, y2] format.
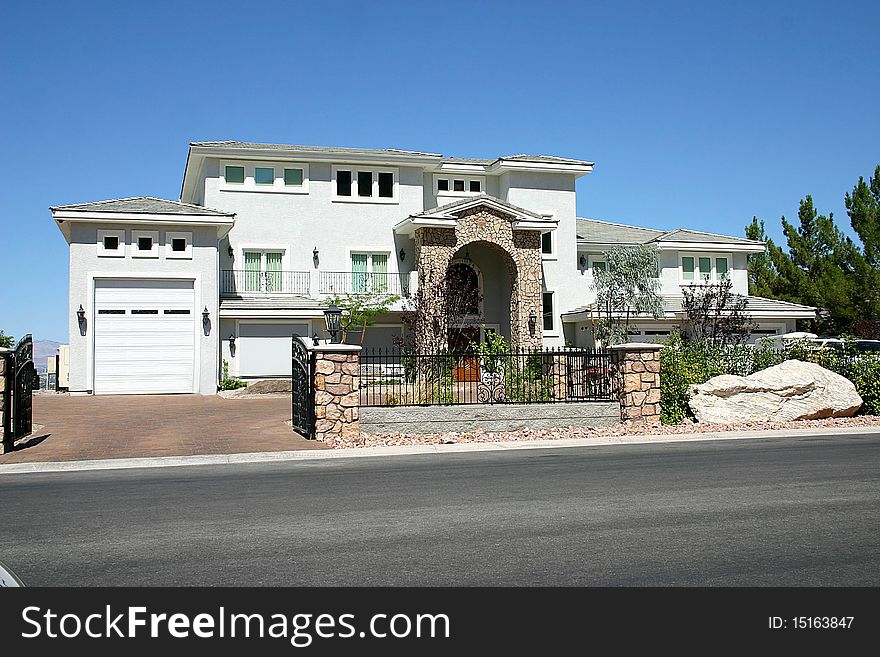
[1, 0, 878, 343]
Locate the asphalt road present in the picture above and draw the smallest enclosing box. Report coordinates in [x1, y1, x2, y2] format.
[1, 432, 878, 586]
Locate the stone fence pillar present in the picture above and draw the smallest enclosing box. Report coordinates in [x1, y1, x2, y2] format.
[0, 348, 10, 453]
[551, 354, 568, 401]
[310, 342, 361, 442]
[610, 343, 662, 424]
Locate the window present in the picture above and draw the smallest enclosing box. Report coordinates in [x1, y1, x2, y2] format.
[434, 174, 485, 196]
[682, 256, 695, 281]
[378, 172, 394, 198]
[225, 165, 245, 184]
[337, 170, 352, 196]
[542, 292, 555, 332]
[334, 166, 398, 201]
[131, 230, 159, 258]
[97, 229, 124, 257]
[593, 261, 607, 272]
[698, 257, 712, 282]
[541, 232, 553, 255]
[681, 254, 733, 282]
[165, 231, 192, 259]
[221, 161, 309, 193]
[243, 250, 285, 293]
[357, 171, 373, 197]
[254, 167, 274, 185]
[351, 253, 390, 293]
[284, 168, 303, 186]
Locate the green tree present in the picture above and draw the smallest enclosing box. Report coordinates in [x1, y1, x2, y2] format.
[0, 330, 13, 348]
[328, 291, 401, 345]
[590, 245, 663, 345]
[846, 165, 880, 268]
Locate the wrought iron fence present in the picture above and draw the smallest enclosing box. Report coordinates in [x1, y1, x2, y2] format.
[359, 347, 612, 407]
[220, 269, 311, 296]
[319, 271, 409, 296]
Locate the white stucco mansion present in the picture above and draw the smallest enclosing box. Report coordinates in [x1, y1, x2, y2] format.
[51, 140, 815, 395]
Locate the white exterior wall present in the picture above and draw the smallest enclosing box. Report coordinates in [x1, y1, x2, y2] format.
[503, 171, 580, 347]
[202, 160, 424, 285]
[67, 222, 219, 394]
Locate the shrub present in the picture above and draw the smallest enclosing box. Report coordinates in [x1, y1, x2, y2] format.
[219, 359, 246, 391]
[660, 336, 880, 423]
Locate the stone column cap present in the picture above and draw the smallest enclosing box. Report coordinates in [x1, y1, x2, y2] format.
[608, 343, 664, 351]
[304, 339, 362, 353]
[0, 347, 10, 353]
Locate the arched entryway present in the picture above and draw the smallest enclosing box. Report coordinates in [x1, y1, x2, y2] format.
[413, 203, 543, 352]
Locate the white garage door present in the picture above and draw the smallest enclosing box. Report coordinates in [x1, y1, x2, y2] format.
[238, 323, 309, 377]
[94, 279, 195, 394]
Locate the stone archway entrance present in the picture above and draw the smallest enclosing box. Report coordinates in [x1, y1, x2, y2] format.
[413, 203, 543, 352]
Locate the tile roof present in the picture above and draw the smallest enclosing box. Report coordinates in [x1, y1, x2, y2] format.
[51, 196, 233, 216]
[576, 218, 762, 246]
[563, 296, 816, 317]
[191, 142, 592, 166]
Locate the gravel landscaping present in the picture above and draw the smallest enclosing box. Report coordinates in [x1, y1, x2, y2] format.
[321, 415, 880, 449]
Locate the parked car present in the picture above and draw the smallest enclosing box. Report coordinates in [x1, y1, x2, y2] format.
[806, 338, 880, 353]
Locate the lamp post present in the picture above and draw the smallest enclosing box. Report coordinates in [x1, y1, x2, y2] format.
[324, 303, 342, 344]
[528, 310, 537, 337]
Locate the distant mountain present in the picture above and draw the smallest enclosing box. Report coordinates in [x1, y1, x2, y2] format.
[33, 339, 62, 365]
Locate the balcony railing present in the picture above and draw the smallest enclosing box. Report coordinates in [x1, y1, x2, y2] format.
[220, 269, 311, 296]
[319, 271, 410, 296]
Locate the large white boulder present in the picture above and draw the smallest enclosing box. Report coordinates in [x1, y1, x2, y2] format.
[688, 359, 862, 424]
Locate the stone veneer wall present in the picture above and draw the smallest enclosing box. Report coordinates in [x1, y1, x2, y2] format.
[611, 344, 662, 424]
[313, 346, 361, 441]
[414, 205, 543, 351]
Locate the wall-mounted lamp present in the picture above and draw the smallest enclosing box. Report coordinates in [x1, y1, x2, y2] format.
[528, 310, 537, 337]
[579, 254, 587, 268]
[312, 246, 319, 268]
[202, 306, 211, 335]
[312, 333, 320, 347]
[228, 333, 236, 353]
[324, 302, 342, 344]
[76, 304, 87, 335]
[399, 248, 406, 261]
[228, 244, 234, 258]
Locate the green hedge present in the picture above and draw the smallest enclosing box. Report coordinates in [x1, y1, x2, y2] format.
[660, 336, 880, 424]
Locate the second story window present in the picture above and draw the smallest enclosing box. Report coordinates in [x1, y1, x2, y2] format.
[541, 232, 553, 255]
[682, 254, 731, 283]
[254, 167, 274, 185]
[434, 175, 485, 197]
[225, 165, 245, 184]
[334, 166, 398, 202]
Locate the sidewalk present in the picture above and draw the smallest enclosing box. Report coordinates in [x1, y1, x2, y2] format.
[0, 394, 326, 465]
[2, 424, 877, 475]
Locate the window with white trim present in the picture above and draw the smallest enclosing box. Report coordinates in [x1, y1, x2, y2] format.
[434, 174, 484, 197]
[681, 254, 731, 283]
[165, 231, 192, 259]
[97, 229, 124, 257]
[220, 161, 309, 193]
[350, 252, 390, 292]
[131, 230, 159, 258]
[333, 166, 398, 202]
[542, 292, 555, 332]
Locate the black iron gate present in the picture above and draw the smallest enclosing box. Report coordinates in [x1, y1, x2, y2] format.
[291, 335, 315, 439]
[3, 334, 35, 451]
[566, 348, 612, 401]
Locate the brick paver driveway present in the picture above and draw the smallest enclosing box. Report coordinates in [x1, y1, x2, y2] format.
[0, 394, 326, 464]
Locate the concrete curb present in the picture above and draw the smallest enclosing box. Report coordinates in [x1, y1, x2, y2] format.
[0, 424, 877, 475]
